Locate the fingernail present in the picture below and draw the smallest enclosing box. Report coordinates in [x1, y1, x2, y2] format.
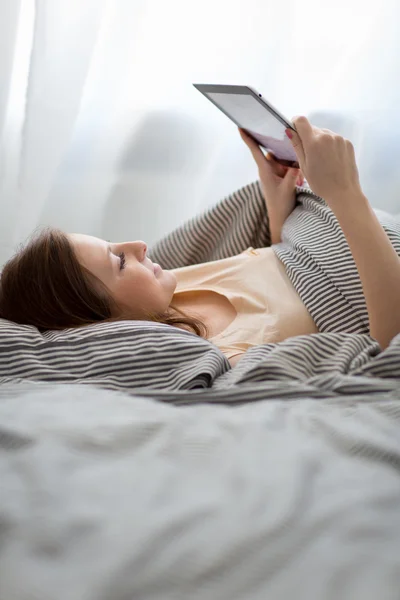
[285, 129, 293, 139]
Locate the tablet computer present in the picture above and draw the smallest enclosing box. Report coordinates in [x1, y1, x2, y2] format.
[193, 83, 299, 168]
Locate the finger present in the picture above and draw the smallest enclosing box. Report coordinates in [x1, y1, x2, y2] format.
[292, 115, 314, 144]
[285, 127, 305, 166]
[266, 152, 283, 165]
[266, 153, 287, 177]
[239, 128, 270, 170]
[239, 127, 267, 154]
[282, 166, 299, 188]
[320, 128, 335, 135]
[286, 116, 314, 165]
[240, 129, 288, 177]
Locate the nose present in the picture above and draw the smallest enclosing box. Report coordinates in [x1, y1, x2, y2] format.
[131, 240, 147, 260]
[140, 241, 147, 257]
[116, 240, 147, 261]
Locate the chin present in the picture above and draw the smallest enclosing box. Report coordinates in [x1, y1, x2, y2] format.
[165, 272, 177, 301]
[164, 269, 177, 286]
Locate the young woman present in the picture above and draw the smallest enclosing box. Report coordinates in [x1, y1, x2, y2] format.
[1, 116, 399, 368]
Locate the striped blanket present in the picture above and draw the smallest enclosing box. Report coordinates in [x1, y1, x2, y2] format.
[1, 180, 399, 402]
[146, 179, 400, 403]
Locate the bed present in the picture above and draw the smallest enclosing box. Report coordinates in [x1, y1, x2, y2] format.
[1, 180, 400, 600]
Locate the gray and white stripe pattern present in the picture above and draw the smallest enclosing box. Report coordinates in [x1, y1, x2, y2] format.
[149, 180, 400, 337]
[1, 179, 400, 399]
[275, 194, 400, 334]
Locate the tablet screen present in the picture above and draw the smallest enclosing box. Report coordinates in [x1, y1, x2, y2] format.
[208, 92, 283, 137]
[207, 92, 295, 161]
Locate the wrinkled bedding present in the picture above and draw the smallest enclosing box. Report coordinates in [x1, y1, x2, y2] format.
[1, 179, 400, 599]
[1, 380, 400, 600]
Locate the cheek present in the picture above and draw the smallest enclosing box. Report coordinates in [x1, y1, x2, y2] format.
[127, 269, 154, 290]
[115, 271, 152, 311]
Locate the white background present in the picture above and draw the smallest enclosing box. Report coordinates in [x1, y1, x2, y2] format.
[1, 0, 400, 265]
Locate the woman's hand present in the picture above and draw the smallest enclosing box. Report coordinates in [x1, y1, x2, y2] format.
[287, 116, 400, 351]
[285, 116, 363, 206]
[239, 127, 304, 243]
[239, 127, 304, 195]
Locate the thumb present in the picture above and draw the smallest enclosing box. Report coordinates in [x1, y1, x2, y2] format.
[282, 167, 299, 188]
[285, 127, 305, 167]
[238, 127, 266, 169]
[283, 168, 300, 186]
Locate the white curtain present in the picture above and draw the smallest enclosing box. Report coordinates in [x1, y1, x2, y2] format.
[1, 0, 400, 267]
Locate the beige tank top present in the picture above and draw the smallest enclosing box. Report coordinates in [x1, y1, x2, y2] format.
[171, 247, 318, 360]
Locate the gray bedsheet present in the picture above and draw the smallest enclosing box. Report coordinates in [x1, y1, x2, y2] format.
[1, 380, 400, 600]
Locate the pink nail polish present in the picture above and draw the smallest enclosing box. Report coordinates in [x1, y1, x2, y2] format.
[285, 129, 293, 139]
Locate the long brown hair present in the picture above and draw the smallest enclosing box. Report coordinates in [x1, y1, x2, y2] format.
[0, 227, 209, 337]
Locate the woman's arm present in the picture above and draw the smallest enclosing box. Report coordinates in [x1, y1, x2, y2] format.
[285, 115, 400, 350]
[267, 202, 294, 245]
[239, 129, 303, 244]
[327, 190, 400, 350]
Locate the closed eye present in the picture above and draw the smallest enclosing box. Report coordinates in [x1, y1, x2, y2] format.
[118, 252, 126, 270]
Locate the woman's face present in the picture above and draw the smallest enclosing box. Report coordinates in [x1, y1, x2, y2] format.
[68, 234, 177, 317]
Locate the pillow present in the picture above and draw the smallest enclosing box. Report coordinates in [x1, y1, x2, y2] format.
[0, 319, 229, 393]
